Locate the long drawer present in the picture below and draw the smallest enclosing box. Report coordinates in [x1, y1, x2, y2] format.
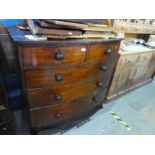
[24, 61, 115, 90]
[21, 46, 87, 67]
[29, 95, 95, 128]
[27, 80, 100, 109]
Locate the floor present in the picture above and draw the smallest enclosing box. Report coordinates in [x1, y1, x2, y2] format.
[14, 80, 155, 135]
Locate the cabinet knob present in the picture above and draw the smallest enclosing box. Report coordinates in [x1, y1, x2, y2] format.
[55, 74, 63, 82]
[105, 49, 112, 54]
[93, 97, 99, 102]
[96, 81, 103, 87]
[100, 65, 107, 71]
[55, 51, 64, 60]
[55, 94, 62, 101]
[55, 113, 61, 118]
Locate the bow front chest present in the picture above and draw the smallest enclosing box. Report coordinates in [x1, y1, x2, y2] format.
[8, 27, 121, 133]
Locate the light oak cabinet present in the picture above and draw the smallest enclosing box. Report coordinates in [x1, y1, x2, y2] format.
[107, 50, 155, 100]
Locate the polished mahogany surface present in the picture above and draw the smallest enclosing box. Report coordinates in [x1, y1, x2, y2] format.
[8, 26, 121, 132]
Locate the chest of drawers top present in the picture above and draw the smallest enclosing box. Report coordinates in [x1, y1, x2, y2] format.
[8, 27, 121, 69]
[8, 26, 122, 47]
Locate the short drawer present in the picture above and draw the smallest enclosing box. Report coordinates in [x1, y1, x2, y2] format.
[27, 81, 97, 109]
[30, 95, 94, 128]
[21, 46, 87, 67]
[87, 42, 120, 62]
[24, 61, 114, 90]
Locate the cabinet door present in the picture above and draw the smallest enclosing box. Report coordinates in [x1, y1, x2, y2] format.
[144, 52, 155, 80]
[107, 55, 133, 97]
[131, 53, 152, 86]
[127, 54, 140, 89]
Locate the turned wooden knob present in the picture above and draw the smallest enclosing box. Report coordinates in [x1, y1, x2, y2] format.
[55, 74, 63, 81]
[93, 97, 99, 102]
[55, 51, 64, 60]
[55, 113, 61, 118]
[105, 49, 112, 54]
[55, 94, 62, 101]
[96, 81, 103, 87]
[100, 65, 107, 71]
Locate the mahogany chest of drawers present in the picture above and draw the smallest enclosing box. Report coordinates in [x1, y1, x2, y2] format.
[8, 27, 121, 133]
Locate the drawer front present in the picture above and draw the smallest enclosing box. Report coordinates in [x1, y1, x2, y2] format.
[30, 95, 94, 128]
[92, 64, 118, 102]
[95, 68, 114, 90]
[21, 46, 87, 67]
[92, 87, 107, 104]
[92, 59, 118, 99]
[0, 123, 13, 135]
[27, 81, 98, 109]
[24, 61, 115, 90]
[88, 42, 120, 62]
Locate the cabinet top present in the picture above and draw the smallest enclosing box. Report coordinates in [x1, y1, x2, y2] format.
[8, 26, 122, 47]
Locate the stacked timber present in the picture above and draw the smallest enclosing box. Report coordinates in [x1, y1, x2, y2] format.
[25, 19, 116, 39]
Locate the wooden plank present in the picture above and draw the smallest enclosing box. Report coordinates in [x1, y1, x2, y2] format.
[125, 33, 138, 39]
[36, 26, 82, 36]
[43, 19, 88, 28]
[83, 26, 113, 32]
[27, 19, 82, 36]
[43, 35, 83, 39]
[113, 20, 155, 34]
[83, 31, 115, 38]
[36, 20, 83, 30]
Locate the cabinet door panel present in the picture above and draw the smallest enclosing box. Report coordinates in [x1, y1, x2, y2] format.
[132, 53, 152, 86]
